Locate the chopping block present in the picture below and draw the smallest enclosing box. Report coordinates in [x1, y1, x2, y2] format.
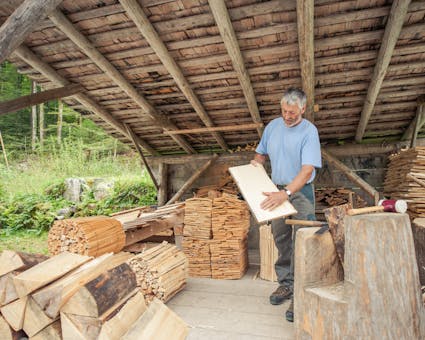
[294, 213, 425, 339]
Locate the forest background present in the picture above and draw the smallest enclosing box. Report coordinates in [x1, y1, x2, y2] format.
[0, 62, 156, 253]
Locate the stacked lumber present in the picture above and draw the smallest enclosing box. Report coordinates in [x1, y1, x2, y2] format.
[183, 198, 212, 239]
[194, 173, 239, 198]
[384, 147, 425, 218]
[182, 238, 212, 278]
[127, 242, 188, 303]
[259, 224, 278, 282]
[120, 203, 185, 247]
[210, 194, 250, 279]
[48, 216, 125, 256]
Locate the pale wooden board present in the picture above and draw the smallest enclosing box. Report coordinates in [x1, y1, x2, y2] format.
[229, 164, 297, 223]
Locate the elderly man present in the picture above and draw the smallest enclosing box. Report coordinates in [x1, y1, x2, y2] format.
[251, 87, 321, 322]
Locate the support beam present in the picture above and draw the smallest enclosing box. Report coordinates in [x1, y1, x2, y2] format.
[157, 163, 168, 206]
[410, 105, 425, 148]
[0, 84, 82, 116]
[124, 123, 159, 191]
[14, 45, 159, 156]
[208, 0, 263, 137]
[296, 0, 315, 122]
[0, 0, 63, 64]
[164, 122, 263, 135]
[166, 154, 219, 205]
[355, 0, 411, 142]
[48, 9, 195, 154]
[321, 149, 379, 203]
[402, 96, 425, 141]
[119, 0, 228, 152]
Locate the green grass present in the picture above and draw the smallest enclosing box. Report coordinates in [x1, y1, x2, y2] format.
[0, 230, 48, 254]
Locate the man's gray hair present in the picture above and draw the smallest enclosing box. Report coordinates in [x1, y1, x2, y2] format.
[280, 87, 306, 109]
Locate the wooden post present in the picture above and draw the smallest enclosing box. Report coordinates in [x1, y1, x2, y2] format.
[166, 154, 219, 205]
[57, 100, 63, 144]
[296, 0, 315, 122]
[0, 84, 82, 116]
[31, 80, 37, 151]
[0, 0, 64, 64]
[158, 162, 168, 206]
[0, 131, 9, 169]
[124, 124, 159, 191]
[321, 149, 379, 200]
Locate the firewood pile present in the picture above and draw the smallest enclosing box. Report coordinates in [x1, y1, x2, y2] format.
[182, 193, 250, 279]
[127, 242, 188, 303]
[315, 187, 367, 220]
[384, 147, 425, 218]
[210, 194, 250, 279]
[259, 224, 277, 282]
[0, 250, 188, 339]
[47, 216, 126, 257]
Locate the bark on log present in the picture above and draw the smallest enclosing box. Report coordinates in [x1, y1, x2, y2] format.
[61, 263, 137, 317]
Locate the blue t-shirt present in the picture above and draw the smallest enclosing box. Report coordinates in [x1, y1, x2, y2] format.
[256, 118, 322, 185]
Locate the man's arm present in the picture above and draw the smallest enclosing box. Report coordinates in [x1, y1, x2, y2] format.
[260, 165, 314, 211]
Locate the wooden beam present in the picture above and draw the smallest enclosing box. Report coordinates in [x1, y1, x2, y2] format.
[208, 0, 263, 137]
[164, 123, 263, 135]
[296, 0, 315, 122]
[321, 149, 379, 202]
[119, 0, 228, 152]
[166, 154, 219, 205]
[0, 0, 63, 64]
[410, 104, 425, 148]
[0, 84, 82, 116]
[124, 123, 159, 191]
[48, 9, 195, 155]
[355, 0, 411, 142]
[402, 97, 425, 141]
[13, 45, 159, 156]
[157, 163, 168, 206]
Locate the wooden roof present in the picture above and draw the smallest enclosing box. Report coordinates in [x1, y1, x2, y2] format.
[2, 0, 425, 156]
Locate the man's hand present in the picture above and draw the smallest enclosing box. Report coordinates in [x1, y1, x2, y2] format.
[260, 191, 288, 211]
[250, 159, 263, 167]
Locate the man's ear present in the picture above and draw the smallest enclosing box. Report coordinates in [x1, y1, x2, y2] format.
[301, 105, 306, 115]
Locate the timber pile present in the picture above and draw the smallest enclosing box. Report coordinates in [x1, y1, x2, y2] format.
[0, 250, 188, 339]
[48, 216, 125, 257]
[183, 198, 212, 239]
[384, 147, 425, 218]
[210, 194, 250, 279]
[315, 187, 367, 219]
[182, 238, 212, 278]
[259, 224, 278, 282]
[194, 174, 239, 198]
[127, 242, 188, 303]
[120, 203, 185, 247]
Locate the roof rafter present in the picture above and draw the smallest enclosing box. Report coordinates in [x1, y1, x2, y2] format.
[296, 0, 315, 122]
[14, 45, 159, 156]
[355, 0, 411, 142]
[402, 96, 425, 141]
[119, 0, 228, 151]
[0, 0, 63, 64]
[48, 9, 195, 154]
[208, 0, 263, 137]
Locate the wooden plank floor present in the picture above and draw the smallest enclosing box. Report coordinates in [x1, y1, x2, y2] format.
[167, 266, 294, 339]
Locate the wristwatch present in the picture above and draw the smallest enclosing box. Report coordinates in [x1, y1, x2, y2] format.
[284, 188, 292, 197]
